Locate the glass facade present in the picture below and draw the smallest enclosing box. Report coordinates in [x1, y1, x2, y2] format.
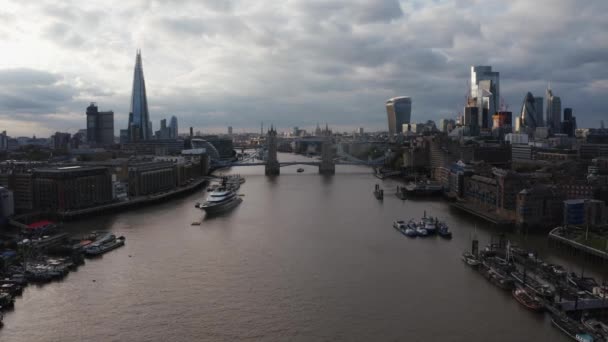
[128, 50, 150, 141]
[386, 96, 411, 138]
[471, 66, 500, 129]
[519, 92, 538, 132]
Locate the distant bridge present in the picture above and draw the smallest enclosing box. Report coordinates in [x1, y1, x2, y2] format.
[216, 129, 387, 175]
[227, 160, 384, 168]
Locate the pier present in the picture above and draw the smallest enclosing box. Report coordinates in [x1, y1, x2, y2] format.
[549, 226, 608, 261]
[465, 237, 608, 337]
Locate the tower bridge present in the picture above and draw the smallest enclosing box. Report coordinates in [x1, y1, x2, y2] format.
[218, 127, 386, 175]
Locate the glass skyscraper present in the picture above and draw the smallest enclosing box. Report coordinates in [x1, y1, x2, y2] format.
[386, 96, 411, 139]
[128, 50, 151, 141]
[545, 86, 561, 134]
[518, 92, 538, 133]
[169, 116, 178, 139]
[533, 97, 544, 127]
[470, 66, 500, 129]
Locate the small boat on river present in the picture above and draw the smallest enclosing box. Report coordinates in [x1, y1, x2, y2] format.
[438, 224, 452, 239]
[84, 235, 125, 257]
[462, 252, 480, 267]
[416, 226, 428, 237]
[405, 226, 417, 237]
[404, 180, 443, 196]
[552, 314, 596, 342]
[512, 287, 544, 312]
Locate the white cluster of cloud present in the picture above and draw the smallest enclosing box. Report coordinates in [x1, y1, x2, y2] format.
[0, 0, 606, 136]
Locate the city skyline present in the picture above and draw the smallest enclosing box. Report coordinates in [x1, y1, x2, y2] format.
[0, 0, 607, 137]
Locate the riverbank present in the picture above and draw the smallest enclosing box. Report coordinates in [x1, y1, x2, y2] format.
[449, 200, 515, 226]
[11, 177, 210, 224]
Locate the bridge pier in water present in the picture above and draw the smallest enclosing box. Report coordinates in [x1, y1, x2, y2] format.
[318, 126, 335, 175]
[265, 126, 280, 175]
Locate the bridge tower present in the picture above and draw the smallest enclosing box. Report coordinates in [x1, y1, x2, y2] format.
[318, 124, 335, 175]
[265, 125, 280, 175]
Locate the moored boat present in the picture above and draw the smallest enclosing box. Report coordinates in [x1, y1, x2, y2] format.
[404, 180, 443, 196]
[84, 236, 125, 257]
[393, 220, 406, 229]
[438, 224, 452, 239]
[462, 252, 480, 267]
[512, 287, 544, 312]
[582, 316, 608, 339]
[404, 227, 417, 237]
[198, 189, 242, 215]
[552, 314, 596, 342]
[568, 273, 599, 293]
[510, 270, 555, 300]
[416, 226, 428, 237]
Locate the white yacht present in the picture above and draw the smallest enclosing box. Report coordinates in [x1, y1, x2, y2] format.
[196, 189, 242, 215]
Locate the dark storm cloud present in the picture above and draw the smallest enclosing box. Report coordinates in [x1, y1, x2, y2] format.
[0, 68, 61, 86]
[1, 0, 608, 135]
[0, 68, 76, 113]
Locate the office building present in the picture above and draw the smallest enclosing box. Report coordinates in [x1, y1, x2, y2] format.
[127, 161, 177, 197]
[228, 126, 233, 135]
[169, 116, 178, 139]
[439, 119, 455, 133]
[0, 131, 7, 151]
[518, 92, 538, 133]
[128, 50, 151, 141]
[0, 187, 14, 218]
[516, 185, 564, 227]
[564, 199, 607, 226]
[533, 97, 544, 127]
[463, 106, 479, 136]
[119, 130, 129, 144]
[561, 108, 576, 137]
[545, 86, 561, 133]
[86, 103, 115, 146]
[33, 166, 113, 211]
[155, 118, 173, 139]
[492, 111, 512, 129]
[471, 66, 500, 129]
[52, 132, 71, 150]
[386, 96, 412, 138]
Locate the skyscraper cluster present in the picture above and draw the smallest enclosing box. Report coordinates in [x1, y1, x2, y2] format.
[512, 84, 575, 137]
[155, 116, 179, 139]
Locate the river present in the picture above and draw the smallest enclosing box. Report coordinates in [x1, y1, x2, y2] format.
[1, 153, 604, 341]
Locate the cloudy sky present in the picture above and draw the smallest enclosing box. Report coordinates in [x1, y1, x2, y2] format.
[0, 0, 606, 137]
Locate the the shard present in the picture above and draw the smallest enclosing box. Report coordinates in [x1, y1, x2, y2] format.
[128, 49, 150, 141]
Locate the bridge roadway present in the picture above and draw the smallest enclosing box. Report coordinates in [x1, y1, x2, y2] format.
[227, 160, 383, 167]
